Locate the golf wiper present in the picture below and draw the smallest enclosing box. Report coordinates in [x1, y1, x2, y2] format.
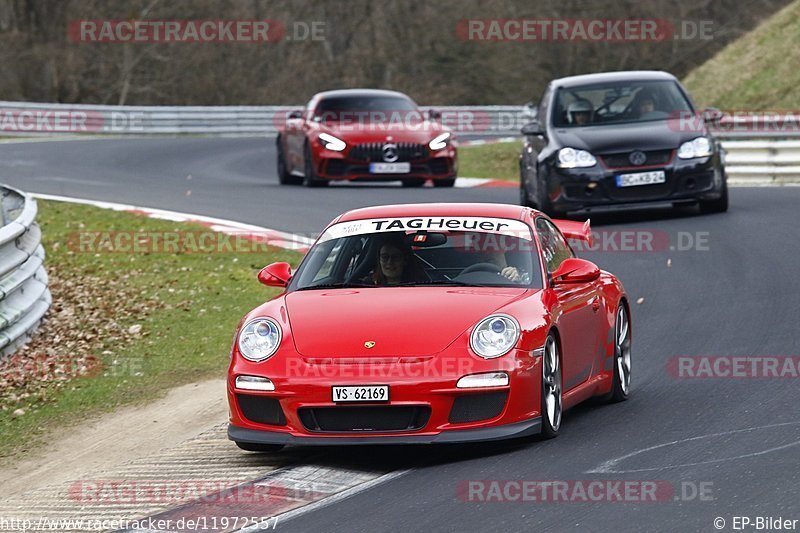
[296, 281, 374, 291]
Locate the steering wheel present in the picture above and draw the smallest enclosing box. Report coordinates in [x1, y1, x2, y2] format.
[460, 262, 502, 275]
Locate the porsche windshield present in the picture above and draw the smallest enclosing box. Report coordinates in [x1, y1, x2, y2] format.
[290, 218, 542, 290]
[553, 80, 693, 127]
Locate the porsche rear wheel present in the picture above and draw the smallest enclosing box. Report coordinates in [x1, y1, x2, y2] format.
[540, 334, 562, 438]
[608, 304, 631, 402]
[235, 441, 285, 453]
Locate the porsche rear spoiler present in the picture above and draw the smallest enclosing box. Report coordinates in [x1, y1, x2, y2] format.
[552, 219, 594, 247]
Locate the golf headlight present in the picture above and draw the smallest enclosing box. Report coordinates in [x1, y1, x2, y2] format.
[238, 318, 282, 362]
[470, 315, 520, 359]
[557, 147, 596, 169]
[318, 132, 346, 152]
[429, 132, 451, 150]
[678, 137, 712, 159]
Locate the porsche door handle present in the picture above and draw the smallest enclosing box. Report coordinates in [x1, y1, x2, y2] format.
[590, 297, 601, 312]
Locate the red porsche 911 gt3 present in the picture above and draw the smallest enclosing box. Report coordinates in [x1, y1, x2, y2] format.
[228, 203, 631, 451]
[276, 89, 457, 187]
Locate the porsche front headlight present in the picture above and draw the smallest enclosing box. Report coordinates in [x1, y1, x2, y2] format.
[238, 318, 282, 362]
[470, 315, 520, 359]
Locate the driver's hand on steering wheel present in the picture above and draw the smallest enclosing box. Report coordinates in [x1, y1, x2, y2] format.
[500, 266, 521, 282]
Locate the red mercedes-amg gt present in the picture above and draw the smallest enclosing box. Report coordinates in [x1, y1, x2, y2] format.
[276, 89, 457, 187]
[228, 203, 632, 451]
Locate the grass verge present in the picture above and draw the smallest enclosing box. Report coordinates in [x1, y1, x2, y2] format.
[459, 141, 521, 182]
[0, 200, 302, 461]
[683, 0, 800, 110]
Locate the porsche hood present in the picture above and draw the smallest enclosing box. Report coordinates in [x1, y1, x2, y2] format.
[284, 287, 529, 357]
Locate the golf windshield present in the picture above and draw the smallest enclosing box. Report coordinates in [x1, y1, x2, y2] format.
[290, 217, 542, 290]
[553, 80, 693, 127]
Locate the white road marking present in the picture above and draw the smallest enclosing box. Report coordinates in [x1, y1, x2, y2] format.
[30, 192, 316, 251]
[587, 421, 800, 474]
[238, 469, 411, 532]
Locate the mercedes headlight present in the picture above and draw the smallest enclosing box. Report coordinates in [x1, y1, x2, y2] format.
[557, 147, 597, 169]
[318, 132, 346, 152]
[677, 137, 712, 159]
[238, 318, 282, 362]
[429, 132, 451, 150]
[470, 315, 520, 359]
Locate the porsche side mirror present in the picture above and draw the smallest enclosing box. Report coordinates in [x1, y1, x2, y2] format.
[287, 110, 303, 120]
[551, 258, 600, 285]
[521, 121, 544, 136]
[258, 262, 292, 287]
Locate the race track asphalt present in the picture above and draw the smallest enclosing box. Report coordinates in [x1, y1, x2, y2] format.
[1, 137, 798, 532]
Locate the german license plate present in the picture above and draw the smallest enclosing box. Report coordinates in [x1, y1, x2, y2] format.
[369, 162, 410, 174]
[616, 170, 666, 187]
[332, 385, 389, 403]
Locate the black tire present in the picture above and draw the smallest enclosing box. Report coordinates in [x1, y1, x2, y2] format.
[535, 171, 566, 217]
[235, 441, 285, 453]
[520, 181, 536, 209]
[276, 135, 300, 185]
[605, 303, 631, 403]
[432, 177, 456, 187]
[303, 143, 328, 188]
[699, 178, 728, 214]
[540, 333, 562, 438]
[402, 178, 426, 187]
[520, 160, 535, 208]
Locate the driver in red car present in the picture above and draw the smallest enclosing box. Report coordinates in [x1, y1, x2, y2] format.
[366, 236, 416, 286]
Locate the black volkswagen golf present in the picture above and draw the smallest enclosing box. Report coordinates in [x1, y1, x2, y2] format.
[519, 71, 728, 216]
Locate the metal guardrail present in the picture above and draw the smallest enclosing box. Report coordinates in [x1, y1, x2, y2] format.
[722, 140, 800, 182]
[1, 100, 797, 181]
[0, 101, 521, 136]
[0, 185, 51, 357]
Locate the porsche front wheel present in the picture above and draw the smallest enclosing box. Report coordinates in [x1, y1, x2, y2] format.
[608, 304, 631, 402]
[540, 333, 562, 438]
